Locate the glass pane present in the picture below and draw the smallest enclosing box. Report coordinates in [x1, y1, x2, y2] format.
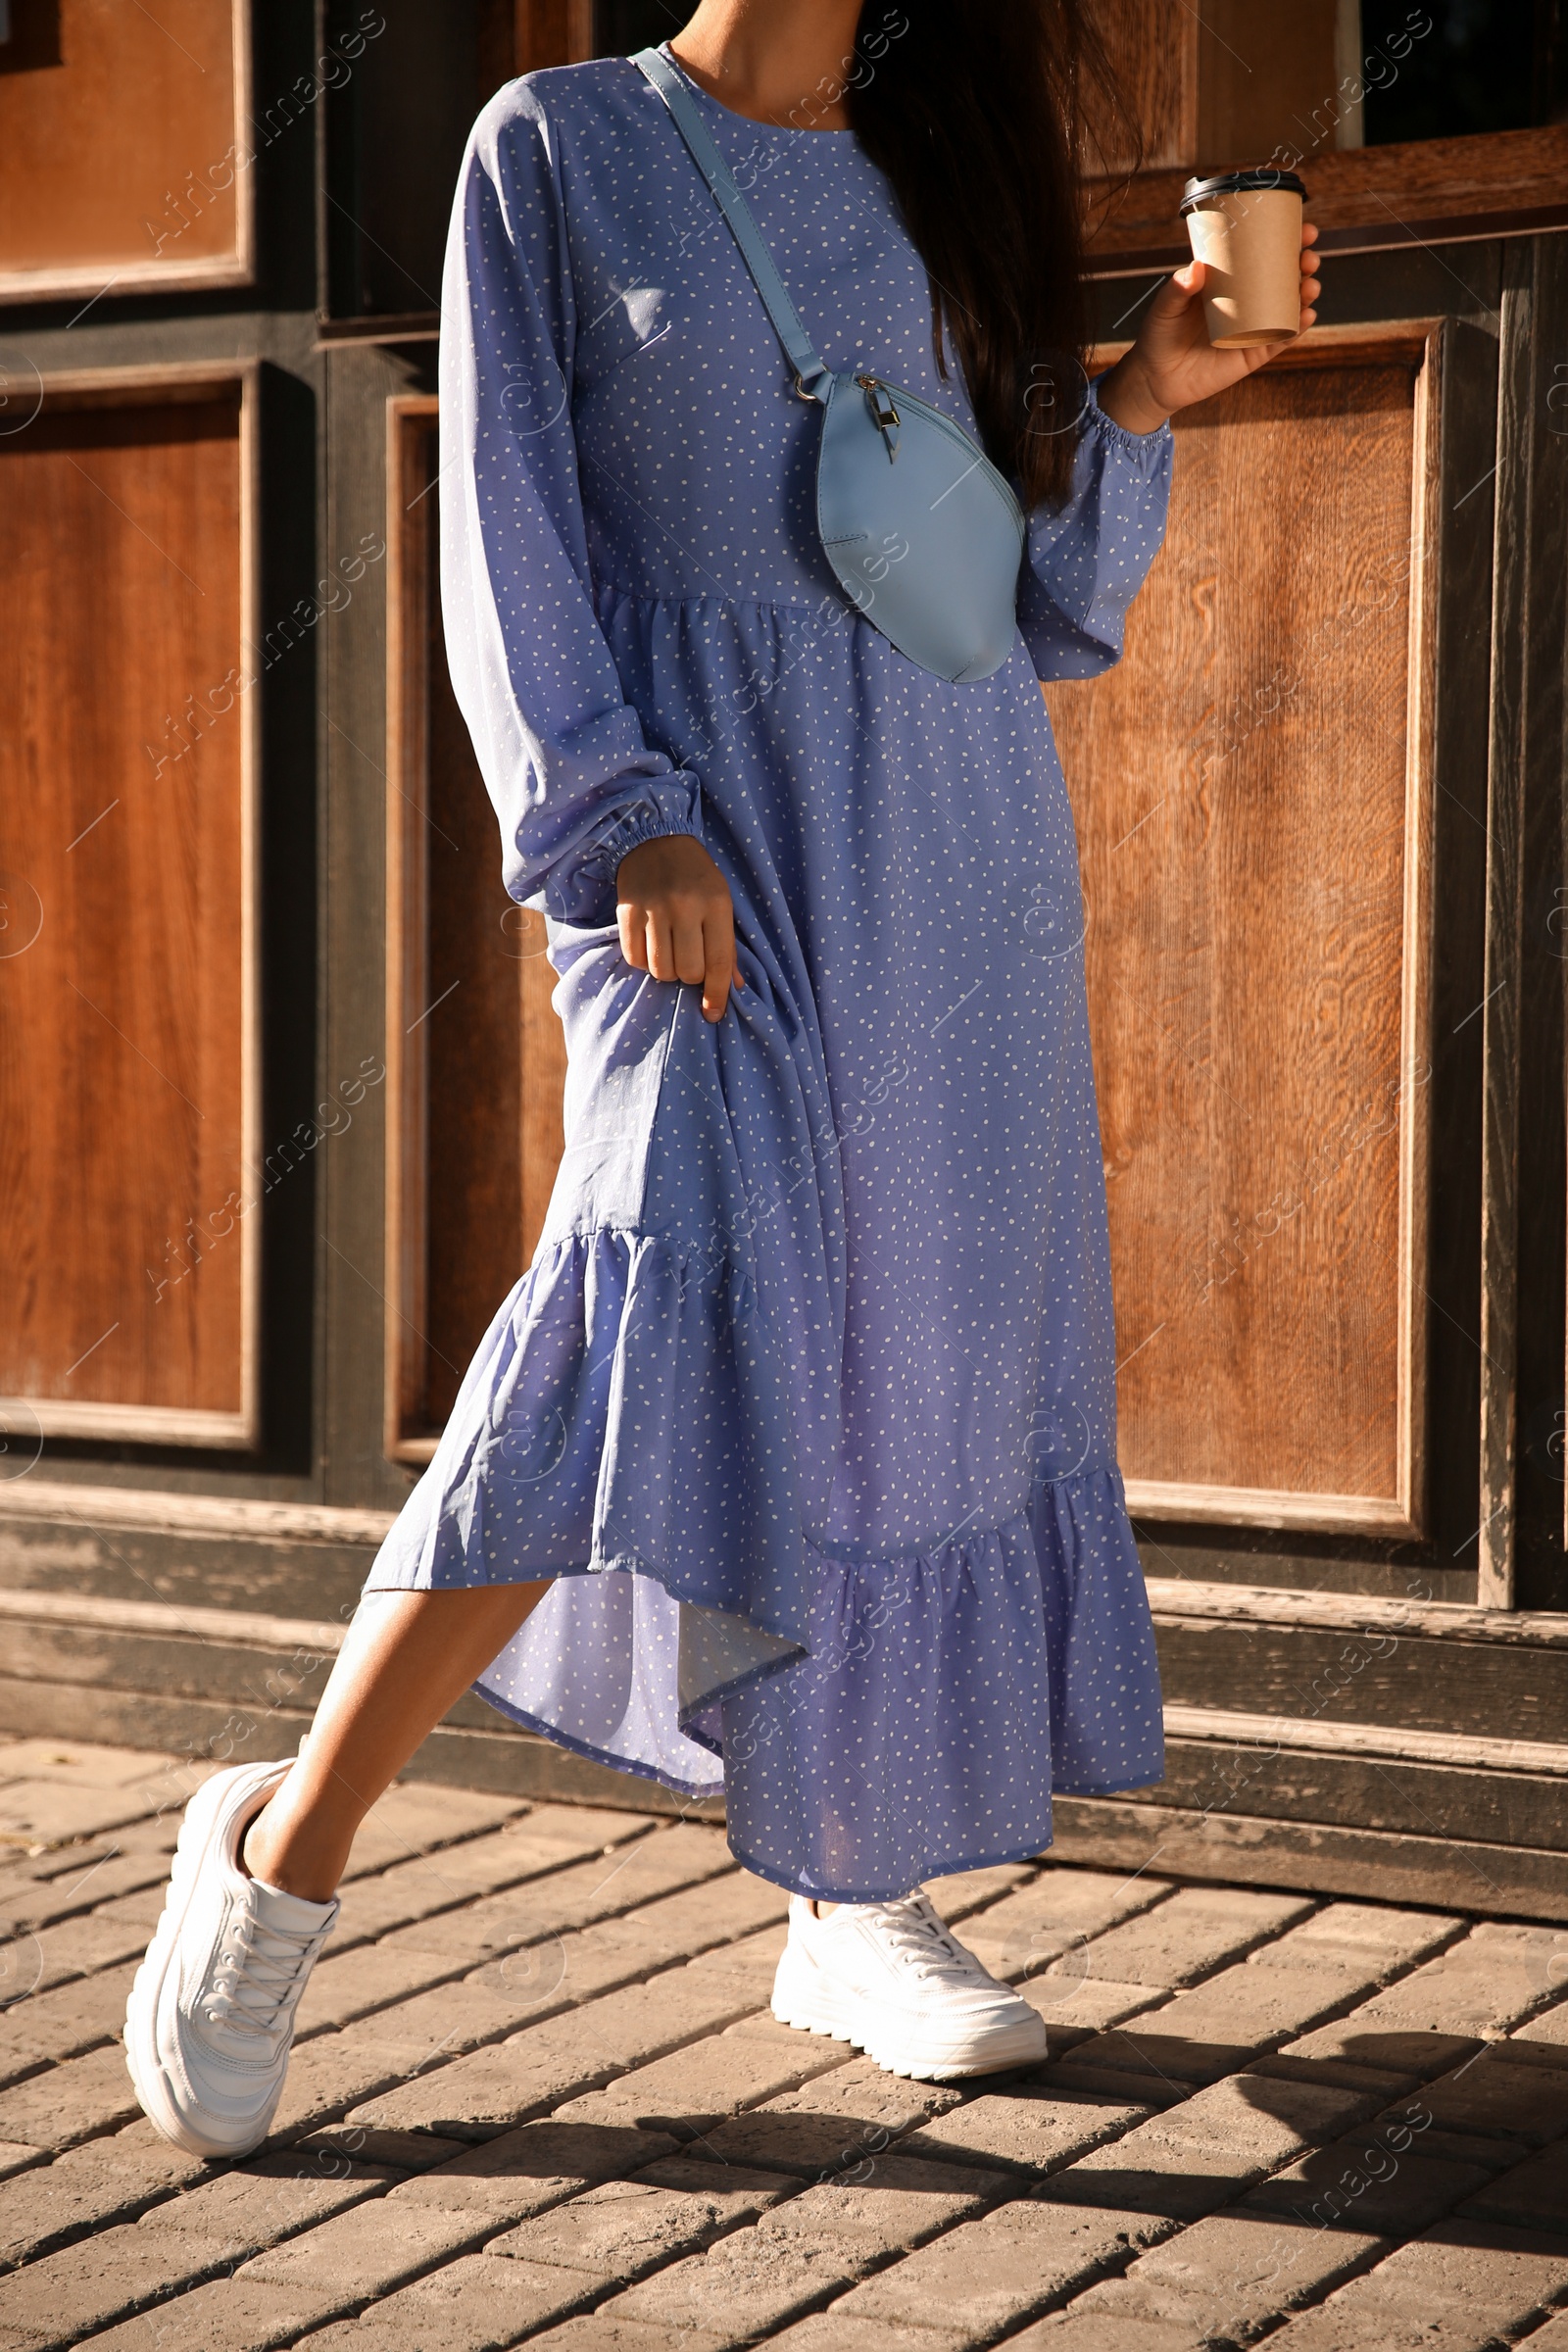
[593, 0, 690, 59]
[1357, 0, 1566, 142]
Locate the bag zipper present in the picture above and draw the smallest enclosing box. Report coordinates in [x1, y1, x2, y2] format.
[853, 374, 1024, 536]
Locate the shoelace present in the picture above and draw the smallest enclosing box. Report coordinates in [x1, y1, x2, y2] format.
[204, 1909, 326, 2042]
[850, 1892, 980, 1984]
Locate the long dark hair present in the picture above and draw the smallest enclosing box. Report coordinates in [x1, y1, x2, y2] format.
[847, 1, 1137, 510]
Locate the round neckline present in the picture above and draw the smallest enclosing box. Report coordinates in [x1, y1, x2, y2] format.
[656, 41, 860, 139]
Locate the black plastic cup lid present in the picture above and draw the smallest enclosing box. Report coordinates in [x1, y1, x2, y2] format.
[1180, 169, 1307, 213]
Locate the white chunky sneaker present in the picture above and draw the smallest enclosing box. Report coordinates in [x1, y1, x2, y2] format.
[771, 1890, 1050, 2080]
[124, 1754, 337, 2158]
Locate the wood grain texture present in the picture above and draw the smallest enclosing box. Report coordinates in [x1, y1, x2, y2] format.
[0, 0, 250, 301]
[1146, 1576, 1568, 1647]
[1085, 0, 1199, 175]
[1047, 330, 1435, 1531]
[1195, 0, 1340, 174]
[1049, 1794, 1568, 1917]
[1085, 124, 1568, 274]
[1150, 1617, 1568, 1743]
[1477, 251, 1536, 1609]
[1153, 1741, 1568, 1856]
[0, 371, 256, 1442]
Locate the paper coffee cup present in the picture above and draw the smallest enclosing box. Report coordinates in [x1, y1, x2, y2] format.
[1180, 170, 1306, 349]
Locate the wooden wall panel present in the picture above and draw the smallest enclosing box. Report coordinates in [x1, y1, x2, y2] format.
[0, 0, 250, 302]
[0, 370, 257, 1445]
[384, 400, 567, 1462]
[1046, 325, 1439, 1535]
[1085, 0, 1199, 177]
[1196, 0, 1342, 172]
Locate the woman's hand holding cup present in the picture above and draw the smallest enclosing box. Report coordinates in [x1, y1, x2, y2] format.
[1098, 219, 1320, 436]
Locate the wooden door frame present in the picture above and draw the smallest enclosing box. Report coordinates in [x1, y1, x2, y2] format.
[0, 357, 264, 1450]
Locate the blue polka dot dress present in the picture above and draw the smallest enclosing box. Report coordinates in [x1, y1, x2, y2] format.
[363, 47, 1174, 1901]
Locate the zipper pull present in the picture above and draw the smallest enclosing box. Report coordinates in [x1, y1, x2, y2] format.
[858, 373, 901, 459]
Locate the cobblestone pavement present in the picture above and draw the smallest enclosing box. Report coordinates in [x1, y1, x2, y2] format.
[2, 1736, 1567, 2352]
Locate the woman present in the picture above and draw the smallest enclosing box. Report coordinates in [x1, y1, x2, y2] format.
[125, 0, 1319, 2157]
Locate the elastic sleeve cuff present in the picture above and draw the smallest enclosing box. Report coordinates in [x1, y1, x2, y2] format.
[583, 802, 705, 881]
[1084, 371, 1175, 467]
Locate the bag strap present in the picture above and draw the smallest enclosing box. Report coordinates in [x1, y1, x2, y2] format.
[634, 46, 832, 403]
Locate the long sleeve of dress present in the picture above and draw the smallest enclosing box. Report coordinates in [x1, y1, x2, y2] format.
[1018, 374, 1174, 684]
[439, 86, 705, 921]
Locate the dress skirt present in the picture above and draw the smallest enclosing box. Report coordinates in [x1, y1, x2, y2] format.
[363, 47, 1172, 1901]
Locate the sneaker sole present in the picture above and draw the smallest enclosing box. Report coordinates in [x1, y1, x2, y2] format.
[123, 1761, 288, 2159]
[770, 1951, 1051, 2082]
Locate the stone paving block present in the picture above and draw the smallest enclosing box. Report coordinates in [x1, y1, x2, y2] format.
[0, 2041, 141, 2152]
[0, 1847, 174, 1937]
[1514, 2314, 1568, 2352]
[289, 2252, 608, 2350]
[1260, 2219, 1568, 2350]
[344, 1969, 767, 2140]
[1044, 2072, 1369, 2223]
[329, 1814, 670, 1950]
[0, 2122, 206, 2266]
[685, 1920, 787, 1976]
[292, 2128, 468, 2173]
[0, 2219, 224, 2352]
[1057, 1962, 1369, 2087]
[615, 1871, 790, 1948]
[12, 1911, 149, 1991]
[2, 1965, 134, 2074]
[1245, 2049, 1417, 2101]
[336, 1977, 569, 2069]
[1068, 2210, 1391, 2342]
[255, 2031, 414, 2147]
[550, 2024, 848, 2138]
[1280, 2018, 1483, 2081]
[1031, 2060, 1188, 2113]
[295, 1939, 473, 2041]
[1000, 2317, 1207, 2352]
[1513, 1992, 1568, 2061]
[1408, 2047, 1568, 2145]
[1456, 2137, 1568, 2233]
[338, 1786, 530, 1882]
[0, 1742, 189, 1790]
[135, 2157, 394, 2263]
[822, 2197, 1174, 2335]
[959, 1872, 1175, 1982]
[758, 2152, 1000, 2263]
[589, 2230, 858, 2342]
[1240, 2101, 1495, 2235]
[1248, 1902, 1462, 1984]
[522, 2317, 730, 2352]
[901, 2088, 1153, 2178]
[358, 1833, 736, 1968]
[485, 2159, 791, 2279]
[1016, 1974, 1172, 2043]
[39, 2276, 335, 2352]
[767, 2320, 977, 2352]
[0, 1784, 162, 1850]
[689, 2056, 964, 2178]
[1054, 1886, 1313, 1991]
[1325, 1922, 1568, 2041]
[924, 1862, 1039, 1920]
[236, 2196, 496, 2300]
[0, 2142, 45, 2183]
[388, 2120, 682, 2225]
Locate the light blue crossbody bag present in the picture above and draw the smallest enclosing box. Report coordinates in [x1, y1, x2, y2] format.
[635, 47, 1026, 684]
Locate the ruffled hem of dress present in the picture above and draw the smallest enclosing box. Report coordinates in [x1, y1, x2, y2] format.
[363, 1223, 1164, 1881]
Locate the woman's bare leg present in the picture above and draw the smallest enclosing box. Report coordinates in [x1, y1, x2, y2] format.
[242, 1583, 550, 1902]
